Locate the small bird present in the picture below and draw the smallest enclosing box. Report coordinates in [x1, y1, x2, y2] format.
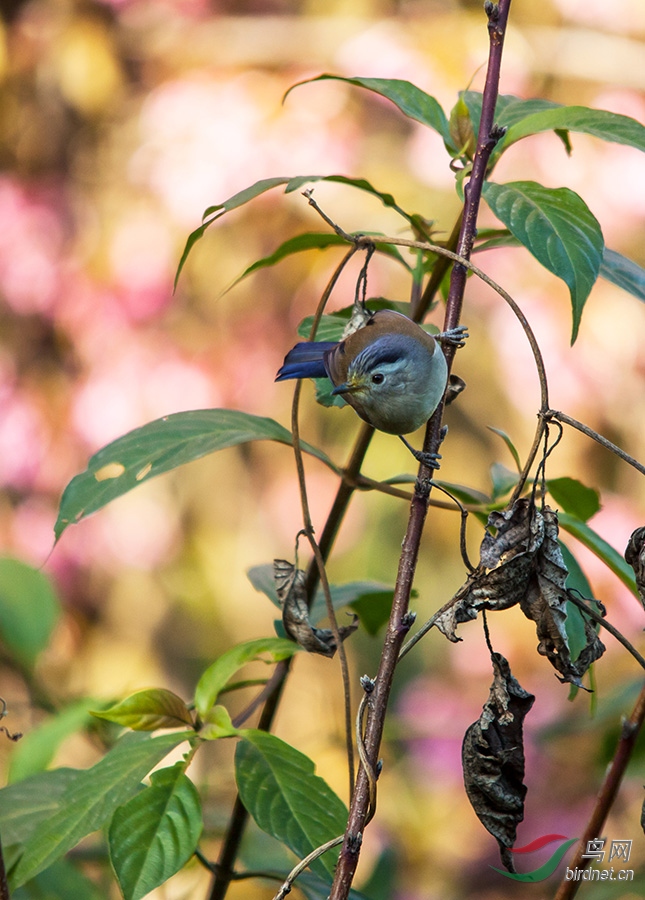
[276, 309, 465, 467]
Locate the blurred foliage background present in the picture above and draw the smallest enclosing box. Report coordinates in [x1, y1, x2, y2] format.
[1, 0, 645, 897]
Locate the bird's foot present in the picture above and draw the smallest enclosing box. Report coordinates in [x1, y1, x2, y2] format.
[436, 324, 469, 347]
[399, 434, 443, 471]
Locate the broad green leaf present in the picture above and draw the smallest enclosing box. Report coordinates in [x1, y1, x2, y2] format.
[0, 558, 60, 668]
[548, 477, 600, 522]
[55, 410, 337, 541]
[247, 564, 400, 634]
[487, 426, 521, 472]
[109, 764, 202, 900]
[194, 638, 299, 719]
[91, 689, 194, 732]
[298, 313, 349, 342]
[0, 768, 79, 847]
[600, 248, 645, 302]
[9, 700, 101, 784]
[235, 730, 347, 880]
[175, 176, 291, 287]
[11, 730, 193, 886]
[287, 75, 450, 144]
[482, 181, 604, 342]
[495, 105, 645, 157]
[476, 235, 645, 307]
[558, 513, 637, 597]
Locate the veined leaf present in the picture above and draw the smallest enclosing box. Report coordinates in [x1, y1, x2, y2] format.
[600, 248, 645, 302]
[0, 768, 80, 847]
[287, 75, 450, 144]
[482, 181, 604, 342]
[194, 637, 300, 719]
[235, 729, 347, 880]
[109, 764, 202, 900]
[11, 731, 193, 886]
[496, 105, 645, 157]
[55, 410, 337, 541]
[558, 513, 637, 597]
[91, 689, 194, 732]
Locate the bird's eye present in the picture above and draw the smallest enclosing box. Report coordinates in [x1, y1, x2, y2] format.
[371, 373, 385, 385]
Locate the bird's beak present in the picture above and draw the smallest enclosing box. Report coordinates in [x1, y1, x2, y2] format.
[331, 379, 360, 396]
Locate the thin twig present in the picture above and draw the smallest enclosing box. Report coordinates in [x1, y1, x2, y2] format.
[290, 255, 361, 798]
[545, 409, 645, 476]
[271, 835, 345, 900]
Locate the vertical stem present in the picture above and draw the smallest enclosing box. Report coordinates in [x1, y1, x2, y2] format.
[329, 2, 513, 897]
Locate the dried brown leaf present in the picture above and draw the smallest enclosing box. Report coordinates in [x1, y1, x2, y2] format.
[273, 559, 357, 657]
[435, 500, 604, 685]
[625, 526, 645, 609]
[462, 653, 535, 871]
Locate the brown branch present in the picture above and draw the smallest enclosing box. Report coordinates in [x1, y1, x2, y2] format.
[328, 2, 514, 897]
[554, 681, 645, 900]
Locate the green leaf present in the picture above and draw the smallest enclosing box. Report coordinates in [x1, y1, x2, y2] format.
[600, 247, 645, 302]
[55, 410, 337, 540]
[495, 105, 645, 157]
[13, 858, 105, 900]
[287, 75, 450, 143]
[489, 463, 518, 501]
[235, 730, 347, 880]
[175, 176, 291, 287]
[0, 558, 60, 668]
[91, 689, 194, 732]
[461, 92, 560, 145]
[199, 705, 240, 740]
[559, 542, 596, 662]
[109, 764, 202, 900]
[558, 513, 638, 597]
[482, 181, 604, 342]
[548, 477, 600, 522]
[9, 700, 101, 784]
[194, 638, 300, 719]
[0, 768, 80, 847]
[231, 232, 411, 290]
[11, 730, 193, 886]
[487, 426, 521, 472]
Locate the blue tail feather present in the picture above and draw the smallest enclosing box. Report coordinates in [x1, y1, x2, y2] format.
[275, 341, 337, 381]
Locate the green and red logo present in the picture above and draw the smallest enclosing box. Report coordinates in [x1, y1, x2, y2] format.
[491, 834, 578, 883]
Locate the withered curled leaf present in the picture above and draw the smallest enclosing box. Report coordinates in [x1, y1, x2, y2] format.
[625, 526, 645, 610]
[462, 652, 535, 872]
[435, 499, 604, 686]
[273, 559, 357, 657]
